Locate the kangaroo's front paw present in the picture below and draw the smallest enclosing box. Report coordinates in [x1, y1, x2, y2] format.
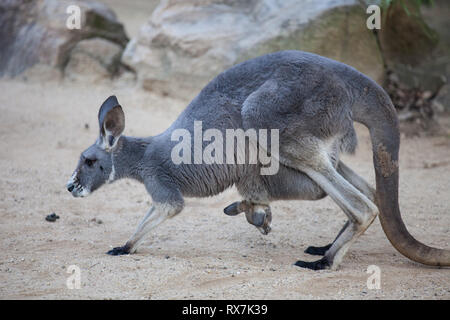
[107, 245, 130, 256]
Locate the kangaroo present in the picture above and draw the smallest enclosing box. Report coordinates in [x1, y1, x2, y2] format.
[67, 50, 450, 270]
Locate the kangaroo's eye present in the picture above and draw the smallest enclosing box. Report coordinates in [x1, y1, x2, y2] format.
[85, 158, 96, 167]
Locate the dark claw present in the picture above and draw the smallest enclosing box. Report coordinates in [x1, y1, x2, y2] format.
[107, 246, 130, 256]
[294, 257, 331, 270]
[304, 243, 332, 256]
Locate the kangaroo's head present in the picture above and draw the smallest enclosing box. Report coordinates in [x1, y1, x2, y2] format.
[67, 96, 125, 197]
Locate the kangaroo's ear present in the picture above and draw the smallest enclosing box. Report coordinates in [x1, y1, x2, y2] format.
[98, 96, 125, 151]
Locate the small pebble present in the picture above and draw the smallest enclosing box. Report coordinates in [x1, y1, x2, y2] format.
[90, 218, 103, 224]
[45, 213, 59, 222]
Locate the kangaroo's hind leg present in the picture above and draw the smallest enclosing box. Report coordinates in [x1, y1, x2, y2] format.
[304, 221, 349, 256]
[299, 163, 377, 270]
[337, 161, 376, 204]
[304, 161, 377, 256]
[281, 140, 378, 270]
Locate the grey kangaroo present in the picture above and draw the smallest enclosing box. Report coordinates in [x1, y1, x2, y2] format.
[67, 50, 449, 270]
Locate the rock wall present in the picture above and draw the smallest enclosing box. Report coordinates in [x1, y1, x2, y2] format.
[122, 0, 384, 100]
[0, 0, 128, 79]
[381, 0, 450, 112]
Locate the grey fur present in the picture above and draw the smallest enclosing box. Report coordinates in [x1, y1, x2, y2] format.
[67, 50, 449, 269]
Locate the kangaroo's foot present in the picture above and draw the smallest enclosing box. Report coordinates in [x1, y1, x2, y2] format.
[294, 257, 331, 270]
[224, 201, 272, 235]
[107, 245, 131, 256]
[304, 243, 332, 256]
[304, 221, 351, 256]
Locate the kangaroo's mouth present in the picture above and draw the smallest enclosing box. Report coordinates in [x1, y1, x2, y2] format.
[66, 173, 90, 198]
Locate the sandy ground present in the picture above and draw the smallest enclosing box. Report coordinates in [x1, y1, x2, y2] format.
[0, 77, 449, 300]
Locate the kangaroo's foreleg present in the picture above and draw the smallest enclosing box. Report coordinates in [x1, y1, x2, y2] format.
[107, 202, 183, 255]
[107, 180, 184, 255]
[304, 161, 376, 256]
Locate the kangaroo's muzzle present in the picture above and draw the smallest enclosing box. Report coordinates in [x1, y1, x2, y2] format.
[66, 171, 90, 198]
[67, 184, 75, 192]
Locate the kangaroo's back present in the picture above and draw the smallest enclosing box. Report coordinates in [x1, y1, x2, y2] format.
[167, 50, 365, 131]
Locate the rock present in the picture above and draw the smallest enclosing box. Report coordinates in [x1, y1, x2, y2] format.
[434, 83, 450, 112]
[379, 0, 438, 66]
[122, 0, 383, 100]
[423, 1, 450, 113]
[0, 0, 128, 79]
[65, 38, 123, 81]
[90, 217, 103, 224]
[382, 0, 450, 94]
[45, 213, 60, 222]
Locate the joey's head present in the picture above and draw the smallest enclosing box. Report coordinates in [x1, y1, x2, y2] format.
[67, 96, 125, 197]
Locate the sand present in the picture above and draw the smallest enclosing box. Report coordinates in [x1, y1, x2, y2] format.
[0, 77, 449, 300]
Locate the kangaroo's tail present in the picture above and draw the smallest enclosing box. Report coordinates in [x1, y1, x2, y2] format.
[353, 80, 450, 266]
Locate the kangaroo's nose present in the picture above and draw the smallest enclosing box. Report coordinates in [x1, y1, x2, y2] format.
[67, 184, 74, 192]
